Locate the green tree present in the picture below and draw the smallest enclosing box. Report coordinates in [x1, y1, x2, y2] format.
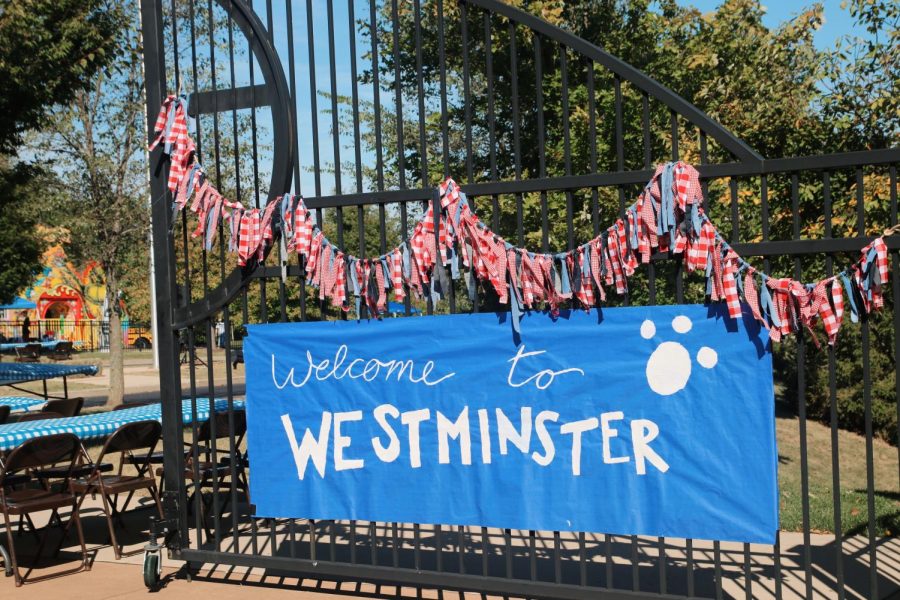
[32, 10, 147, 406]
[0, 0, 125, 303]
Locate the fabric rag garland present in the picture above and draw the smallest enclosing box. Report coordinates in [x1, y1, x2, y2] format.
[150, 95, 894, 346]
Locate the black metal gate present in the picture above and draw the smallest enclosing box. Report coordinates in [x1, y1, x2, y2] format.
[141, 0, 900, 597]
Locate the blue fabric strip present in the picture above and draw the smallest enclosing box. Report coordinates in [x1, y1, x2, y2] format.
[840, 274, 859, 323]
[559, 258, 571, 295]
[402, 244, 411, 279]
[760, 282, 781, 328]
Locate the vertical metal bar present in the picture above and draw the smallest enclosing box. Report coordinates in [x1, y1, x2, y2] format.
[641, 93, 651, 168]
[890, 165, 900, 494]
[730, 178, 740, 243]
[142, 0, 190, 515]
[509, 20, 524, 245]
[223, 3, 241, 550]
[504, 528, 512, 579]
[743, 543, 752, 600]
[856, 168, 878, 599]
[529, 530, 536, 581]
[534, 35, 548, 252]
[509, 21, 521, 180]
[348, 0, 362, 194]
[436, 523, 443, 572]
[285, 0, 301, 193]
[553, 530, 561, 583]
[306, 0, 321, 196]
[414, 0, 428, 186]
[485, 11, 496, 181]
[187, 328, 203, 546]
[658, 537, 666, 595]
[791, 173, 813, 599]
[391, 0, 405, 188]
[560, 46, 573, 251]
[481, 526, 489, 576]
[370, 521, 377, 566]
[588, 63, 599, 237]
[669, 109, 678, 160]
[460, 1, 473, 183]
[309, 518, 316, 562]
[823, 170, 846, 599]
[347, 1, 362, 554]
[631, 535, 639, 591]
[605, 534, 613, 588]
[459, 525, 466, 574]
[579, 531, 586, 586]
[327, 0, 341, 198]
[614, 76, 624, 172]
[369, 0, 384, 191]
[714, 540, 723, 600]
[774, 532, 783, 599]
[437, 0, 449, 176]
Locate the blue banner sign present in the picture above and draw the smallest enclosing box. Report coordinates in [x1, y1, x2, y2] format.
[245, 304, 777, 543]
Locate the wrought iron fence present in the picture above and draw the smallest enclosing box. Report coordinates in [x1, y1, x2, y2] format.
[0, 320, 153, 352]
[142, 0, 899, 598]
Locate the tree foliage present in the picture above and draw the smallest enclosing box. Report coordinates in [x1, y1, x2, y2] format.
[31, 9, 148, 405]
[0, 0, 125, 303]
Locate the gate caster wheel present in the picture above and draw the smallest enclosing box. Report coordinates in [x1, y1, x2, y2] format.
[0, 543, 12, 577]
[143, 549, 161, 589]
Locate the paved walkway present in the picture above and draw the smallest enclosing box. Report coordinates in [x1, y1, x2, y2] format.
[2, 495, 898, 599]
[1, 348, 245, 408]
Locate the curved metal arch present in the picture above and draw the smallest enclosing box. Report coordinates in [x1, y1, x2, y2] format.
[172, 0, 766, 329]
[469, 0, 764, 165]
[190, 0, 295, 203]
[174, 0, 294, 328]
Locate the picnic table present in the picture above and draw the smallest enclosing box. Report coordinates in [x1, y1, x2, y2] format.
[0, 396, 46, 413]
[0, 397, 244, 451]
[0, 362, 99, 401]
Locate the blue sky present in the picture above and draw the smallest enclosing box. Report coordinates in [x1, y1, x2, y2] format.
[191, 0, 869, 201]
[687, 0, 866, 48]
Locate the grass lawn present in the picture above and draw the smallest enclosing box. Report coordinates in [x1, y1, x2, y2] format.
[777, 412, 900, 536]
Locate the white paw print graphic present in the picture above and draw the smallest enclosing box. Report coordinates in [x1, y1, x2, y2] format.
[641, 315, 718, 396]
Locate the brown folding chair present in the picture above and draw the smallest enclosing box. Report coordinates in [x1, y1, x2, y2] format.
[0, 433, 89, 586]
[48, 341, 73, 361]
[43, 397, 84, 417]
[71, 421, 164, 559]
[12, 411, 63, 424]
[113, 401, 153, 411]
[0, 405, 9, 425]
[13, 344, 41, 363]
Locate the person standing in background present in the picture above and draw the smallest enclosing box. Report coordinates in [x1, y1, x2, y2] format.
[22, 315, 30, 341]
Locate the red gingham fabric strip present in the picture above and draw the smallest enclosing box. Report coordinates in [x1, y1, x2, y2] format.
[374, 259, 387, 313]
[332, 253, 347, 309]
[814, 281, 840, 344]
[391, 248, 405, 301]
[306, 232, 323, 282]
[743, 271, 767, 327]
[831, 279, 844, 325]
[576, 251, 595, 308]
[722, 251, 742, 320]
[607, 230, 626, 295]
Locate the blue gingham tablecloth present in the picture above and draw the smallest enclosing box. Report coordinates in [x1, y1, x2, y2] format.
[0, 398, 244, 451]
[0, 363, 99, 385]
[0, 396, 46, 412]
[0, 341, 64, 352]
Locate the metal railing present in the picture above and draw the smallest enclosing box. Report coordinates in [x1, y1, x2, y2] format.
[0, 320, 153, 352]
